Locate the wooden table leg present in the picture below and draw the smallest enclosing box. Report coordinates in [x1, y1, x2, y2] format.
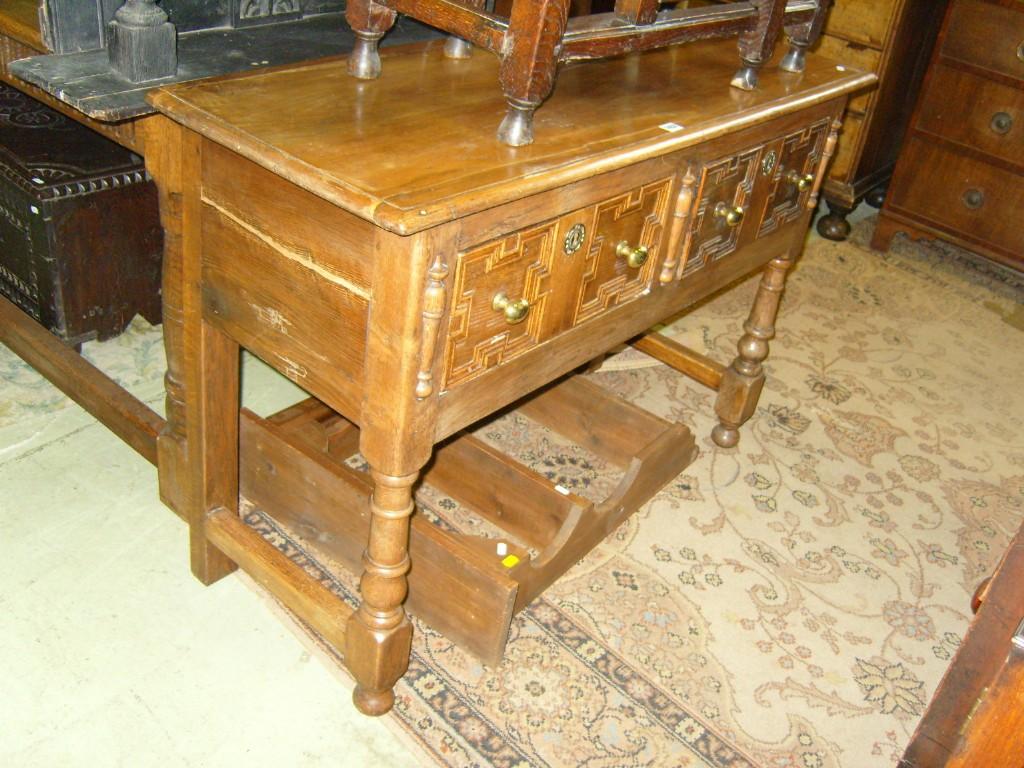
[345, 467, 419, 716]
[712, 250, 793, 448]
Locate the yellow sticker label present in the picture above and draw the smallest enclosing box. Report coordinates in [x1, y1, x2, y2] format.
[501, 554, 520, 568]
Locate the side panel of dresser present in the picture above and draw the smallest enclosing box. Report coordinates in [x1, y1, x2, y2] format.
[872, 0, 1024, 272]
[814, 0, 946, 241]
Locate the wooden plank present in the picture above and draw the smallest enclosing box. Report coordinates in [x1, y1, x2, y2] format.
[239, 411, 520, 666]
[631, 331, 725, 389]
[426, 433, 580, 550]
[0, 295, 163, 466]
[515, 375, 671, 468]
[510, 421, 698, 610]
[0, 1, 45, 50]
[206, 507, 354, 653]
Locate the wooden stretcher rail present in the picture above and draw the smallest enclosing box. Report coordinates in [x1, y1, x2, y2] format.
[0, 295, 164, 465]
[206, 506, 354, 652]
[631, 331, 726, 390]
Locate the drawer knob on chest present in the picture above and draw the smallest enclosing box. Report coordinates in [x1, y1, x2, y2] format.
[962, 188, 985, 210]
[714, 202, 745, 228]
[492, 292, 530, 325]
[990, 112, 1013, 136]
[615, 241, 650, 269]
[786, 169, 815, 191]
[1017, 41, 1024, 63]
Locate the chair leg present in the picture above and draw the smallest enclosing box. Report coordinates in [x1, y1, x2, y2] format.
[780, 0, 833, 73]
[732, 0, 787, 90]
[346, 0, 398, 79]
[496, 0, 571, 146]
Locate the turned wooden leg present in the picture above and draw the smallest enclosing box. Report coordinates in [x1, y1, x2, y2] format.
[345, 468, 419, 716]
[345, 0, 397, 79]
[496, 0, 571, 146]
[780, 0, 832, 73]
[865, 184, 887, 209]
[732, 0, 787, 90]
[816, 199, 854, 241]
[712, 252, 793, 448]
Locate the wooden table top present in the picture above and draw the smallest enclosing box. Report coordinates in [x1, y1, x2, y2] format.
[149, 37, 874, 235]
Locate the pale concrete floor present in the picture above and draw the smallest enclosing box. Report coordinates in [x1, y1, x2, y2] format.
[1, 352, 424, 767]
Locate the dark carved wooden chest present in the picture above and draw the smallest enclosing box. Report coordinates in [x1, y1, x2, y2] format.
[0, 82, 162, 345]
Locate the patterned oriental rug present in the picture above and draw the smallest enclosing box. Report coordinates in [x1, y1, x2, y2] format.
[4, 216, 1023, 767]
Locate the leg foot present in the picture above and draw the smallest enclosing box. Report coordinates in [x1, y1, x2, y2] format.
[348, 32, 384, 79]
[711, 423, 740, 449]
[779, 45, 806, 73]
[443, 36, 473, 59]
[353, 685, 396, 717]
[497, 100, 536, 146]
[730, 63, 759, 91]
[816, 201, 853, 241]
[865, 185, 887, 209]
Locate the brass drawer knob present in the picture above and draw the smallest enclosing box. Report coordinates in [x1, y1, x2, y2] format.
[990, 111, 1013, 135]
[1018, 40, 1024, 63]
[492, 291, 530, 324]
[615, 241, 649, 268]
[786, 169, 815, 191]
[714, 202, 745, 227]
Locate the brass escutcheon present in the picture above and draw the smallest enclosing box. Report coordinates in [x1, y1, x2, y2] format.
[990, 111, 1013, 135]
[761, 150, 777, 176]
[714, 201, 745, 227]
[616, 241, 649, 268]
[563, 223, 586, 255]
[492, 291, 530, 324]
[962, 188, 985, 210]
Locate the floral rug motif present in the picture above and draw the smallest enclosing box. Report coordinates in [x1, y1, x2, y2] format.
[3, 216, 1022, 766]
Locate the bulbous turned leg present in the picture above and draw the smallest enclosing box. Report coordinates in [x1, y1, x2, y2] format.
[443, 36, 473, 59]
[497, 99, 536, 147]
[348, 31, 385, 79]
[713, 254, 793, 448]
[816, 200, 854, 241]
[730, 60, 761, 91]
[865, 184, 887, 209]
[345, 469, 418, 716]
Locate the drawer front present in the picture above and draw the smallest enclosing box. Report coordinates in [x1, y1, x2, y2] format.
[822, 0, 898, 50]
[888, 136, 1024, 254]
[444, 222, 555, 389]
[681, 147, 760, 275]
[943, 0, 1024, 84]
[917, 63, 1024, 166]
[759, 120, 831, 236]
[443, 177, 672, 390]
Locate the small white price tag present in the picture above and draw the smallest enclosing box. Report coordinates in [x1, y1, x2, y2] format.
[554, 484, 571, 496]
[659, 122, 684, 133]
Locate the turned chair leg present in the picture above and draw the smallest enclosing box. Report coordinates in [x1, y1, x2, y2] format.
[345, 468, 420, 715]
[346, 0, 398, 79]
[780, 0, 832, 74]
[496, 0, 571, 146]
[732, 0, 787, 90]
[712, 252, 793, 448]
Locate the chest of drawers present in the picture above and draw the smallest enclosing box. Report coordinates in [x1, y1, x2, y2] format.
[148, 38, 871, 715]
[872, 0, 1024, 271]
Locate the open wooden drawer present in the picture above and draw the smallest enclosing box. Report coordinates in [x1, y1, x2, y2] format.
[237, 373, 697, 665]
